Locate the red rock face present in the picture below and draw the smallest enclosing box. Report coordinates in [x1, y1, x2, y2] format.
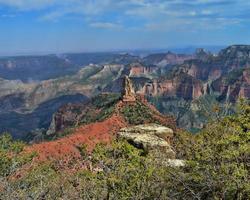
[129, 64, 155, 76]
[141, 80, 172, 97]
[185, 63, 223, 81]
[139, 76, 204, 100]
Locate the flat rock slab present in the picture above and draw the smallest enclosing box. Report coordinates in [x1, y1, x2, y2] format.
[118, 124, 175, 159]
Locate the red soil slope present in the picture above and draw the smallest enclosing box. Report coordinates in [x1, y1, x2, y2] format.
[24, 97, 176, 164]
[25, 114, 127, 162]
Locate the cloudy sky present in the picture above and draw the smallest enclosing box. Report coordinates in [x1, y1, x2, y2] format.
[0, 0, 250, 55]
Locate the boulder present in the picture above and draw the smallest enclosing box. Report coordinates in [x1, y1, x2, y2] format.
[118, 124, 175, 159]
[165, 159, 185, 167]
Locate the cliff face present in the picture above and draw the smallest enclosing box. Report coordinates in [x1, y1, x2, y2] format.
[177, 45, 250, 82]
[129, 63, 157, 77]
[177, 60, 223, 81]
[136, 46, 250, 132]
[138, 75, 204, 100]
[211, 68, 250, 102]
[46, 103, 92, 135]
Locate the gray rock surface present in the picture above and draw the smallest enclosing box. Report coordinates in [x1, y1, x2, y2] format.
[118, 124, 175, 159]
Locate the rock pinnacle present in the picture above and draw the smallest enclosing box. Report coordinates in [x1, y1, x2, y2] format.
[122, 75, 136, 102]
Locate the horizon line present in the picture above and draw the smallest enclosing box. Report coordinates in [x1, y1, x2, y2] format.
[0, 44, 229, 58]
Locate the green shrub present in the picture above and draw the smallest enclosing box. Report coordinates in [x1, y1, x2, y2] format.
[1, 101, 249, 199]
[121, 102, 159, 125]
[172, 100, 250, 199]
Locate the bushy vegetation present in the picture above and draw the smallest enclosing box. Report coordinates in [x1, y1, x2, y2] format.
[79, 93, 121, 124]
[1, 140, 168, 199]
[0, 133, 36, 177]
[121, 101, 160, 125]
[175, 100, 250, 199]
[0, 101, 249, 199]
[92, 93, 121, 109]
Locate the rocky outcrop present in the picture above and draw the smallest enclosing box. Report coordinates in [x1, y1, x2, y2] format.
[46, 103, 90, 135]
[122, 76, 136, 102]
[118, 124, 175, 159]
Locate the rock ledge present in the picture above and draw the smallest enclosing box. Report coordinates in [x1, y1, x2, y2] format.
[118, 124, 175, 158]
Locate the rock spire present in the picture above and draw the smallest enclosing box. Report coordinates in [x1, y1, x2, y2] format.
[122, 75, 136, 102]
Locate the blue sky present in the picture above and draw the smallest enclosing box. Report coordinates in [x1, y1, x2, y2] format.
[0, 0, 250, 55]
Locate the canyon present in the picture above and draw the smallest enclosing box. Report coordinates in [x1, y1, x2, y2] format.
[0, 45, 249, 139]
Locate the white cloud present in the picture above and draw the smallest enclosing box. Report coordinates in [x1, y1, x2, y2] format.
[37, 0, 114, 21]
[0, 0, 112, 12]
[0, 0, 249, 31]
[90, 22, 122, 29]
[0, 0, 57, 10]
[144, 16, 242, 33]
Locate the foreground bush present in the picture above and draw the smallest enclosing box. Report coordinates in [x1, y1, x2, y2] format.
[0, 101, 249, 199]
[174, 100, 250, 199]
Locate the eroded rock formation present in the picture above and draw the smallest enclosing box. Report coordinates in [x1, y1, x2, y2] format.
[122, 76, 136, 102]
[139, 75, 204, 100]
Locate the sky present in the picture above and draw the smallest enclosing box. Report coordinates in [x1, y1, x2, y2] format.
[0, 0, 250, 55]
